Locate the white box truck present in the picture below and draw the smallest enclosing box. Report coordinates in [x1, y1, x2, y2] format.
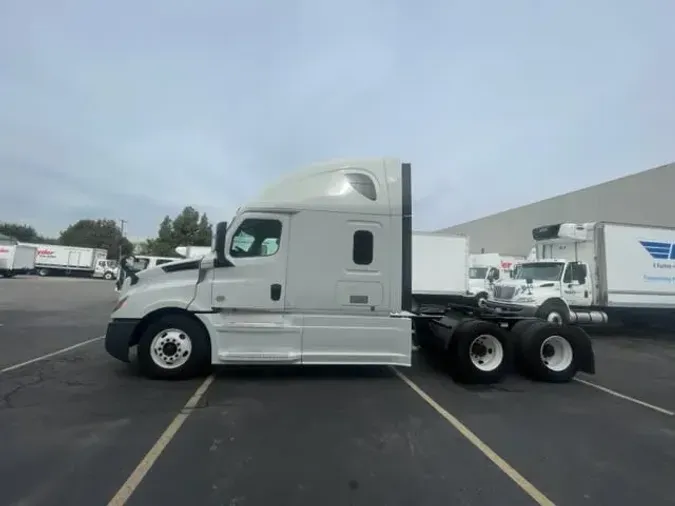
[0, 244, 36, 277]
[412, 232, 470, 313]
[487, 221, 675, 328]
[22, 243, 108, 277]
[105, 158, 594, 385]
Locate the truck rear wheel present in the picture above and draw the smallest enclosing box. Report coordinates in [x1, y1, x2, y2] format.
[137, 314, 211, 380]
[448, 319, 510, 384]
[518, 321, 577, 382]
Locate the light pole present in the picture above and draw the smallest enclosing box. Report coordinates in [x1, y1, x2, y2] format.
[119, 219, 127, 260]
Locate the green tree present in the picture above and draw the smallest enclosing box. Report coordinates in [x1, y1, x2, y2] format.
[0, 222, 58, 244]
[145, 207, 212, 256]
[59, 219, 133, 259]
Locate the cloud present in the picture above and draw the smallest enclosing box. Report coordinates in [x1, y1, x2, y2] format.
[1, 0, 674, 237]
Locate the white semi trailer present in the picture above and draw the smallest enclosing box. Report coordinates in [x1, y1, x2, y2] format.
[0, 244, 36, 277]
[487, 221, 675, 328]
[105, 158, 595, 385]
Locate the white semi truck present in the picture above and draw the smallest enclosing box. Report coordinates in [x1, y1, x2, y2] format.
[106, 158, 595, 384]
[21, 243, 108, 277]
[487, 221, 675, 327]
[0, 244, 37, 277]
[468, 253, 524, 306]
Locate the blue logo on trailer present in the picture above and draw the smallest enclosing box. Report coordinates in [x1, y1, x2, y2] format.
[639, 241, 675, 260]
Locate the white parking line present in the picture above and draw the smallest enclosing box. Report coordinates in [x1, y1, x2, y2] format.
[107, 374, 216, 505]
[0, 336, 104, 375]
[574, 377, 674, 416]
[393, 368, 555, 506]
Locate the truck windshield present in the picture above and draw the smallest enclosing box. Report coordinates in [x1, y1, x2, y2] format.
[469, 267, 488, 279]
[514, 262, 564, 281]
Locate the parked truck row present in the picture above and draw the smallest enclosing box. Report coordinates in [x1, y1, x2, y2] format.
[487, 221, 675, 329]
[105, 157, 597, 386]
[0, 240, 122, 280]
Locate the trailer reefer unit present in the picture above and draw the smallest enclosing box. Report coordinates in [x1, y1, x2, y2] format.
[0, 244, 36, 277]
[106, 158, 594, 385]
[22, 243, 108, 277]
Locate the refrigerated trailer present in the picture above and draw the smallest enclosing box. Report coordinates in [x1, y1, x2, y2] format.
[487, 221, 675, 327]
[0, 244, 36, 277]
[105, 158, 594, 385]
[21, 243, 108, 277]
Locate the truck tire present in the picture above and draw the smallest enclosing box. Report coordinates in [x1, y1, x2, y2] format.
[137, 313, 211, 380]
[447, 319, 511, 384]
[509, 319, 538, 337]
[474, 292, 488, 308]
[535, 300, 569, 325]
[104, 271, 114, 280]
[413, 319, 431, 350]
[509, 319, 540, 374]
[518, 321, 577, 382]
[37, 268, 49, 277]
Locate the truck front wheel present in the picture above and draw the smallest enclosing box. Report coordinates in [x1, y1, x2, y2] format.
[474, 292, 488, 308]
[518, 321, 577, 382]
[137, 313, 211, 380]
[448, 319, 511, 384]
[536, 300, 569, 325]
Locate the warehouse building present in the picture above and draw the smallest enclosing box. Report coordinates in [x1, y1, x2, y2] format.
[436, 161, 675, 256]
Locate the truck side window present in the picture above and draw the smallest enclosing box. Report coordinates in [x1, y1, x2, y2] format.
[490, 268, 500, 280]
[230, 219, 282, 258]
[576, 264, 587, 283]
[353, 230, 373, 265]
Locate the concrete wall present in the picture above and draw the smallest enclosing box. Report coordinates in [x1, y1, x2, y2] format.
[436, 162, 675, 256]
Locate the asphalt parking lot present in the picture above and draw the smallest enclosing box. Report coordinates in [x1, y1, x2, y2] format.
[1, 277, 675, 506]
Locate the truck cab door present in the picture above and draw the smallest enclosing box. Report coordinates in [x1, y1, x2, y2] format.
[210, 213, 301, 363]
[212, 214, 289, 311]
[562, 262, 591, 307]
[487, 267, 500, 288]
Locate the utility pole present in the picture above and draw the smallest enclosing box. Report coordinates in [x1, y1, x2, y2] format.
[119, 219, 127, 260]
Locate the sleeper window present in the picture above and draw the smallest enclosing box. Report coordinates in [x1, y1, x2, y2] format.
[353, 230, 373, 265]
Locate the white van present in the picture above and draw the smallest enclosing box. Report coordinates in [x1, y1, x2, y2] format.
[115, 255, 180, 290]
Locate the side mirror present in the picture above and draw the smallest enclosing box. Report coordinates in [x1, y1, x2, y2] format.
[526, 278, 533, 285]
[214, 221, 228, 266]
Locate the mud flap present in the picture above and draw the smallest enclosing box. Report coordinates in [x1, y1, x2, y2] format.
[562, 325, 596, 374]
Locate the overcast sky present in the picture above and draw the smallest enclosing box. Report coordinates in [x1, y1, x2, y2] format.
[1, 0, 674, 240]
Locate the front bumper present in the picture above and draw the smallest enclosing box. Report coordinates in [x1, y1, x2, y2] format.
[484, 300, 538, 318]
[104, 318, 141, 362]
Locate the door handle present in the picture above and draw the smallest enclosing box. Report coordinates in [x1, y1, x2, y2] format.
[270, 283, 282, 301]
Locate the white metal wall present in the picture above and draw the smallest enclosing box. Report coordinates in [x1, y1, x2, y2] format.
[436, 162, 675, 256]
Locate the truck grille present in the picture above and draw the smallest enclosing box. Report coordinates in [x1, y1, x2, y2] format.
[493, 286, 516, 300]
